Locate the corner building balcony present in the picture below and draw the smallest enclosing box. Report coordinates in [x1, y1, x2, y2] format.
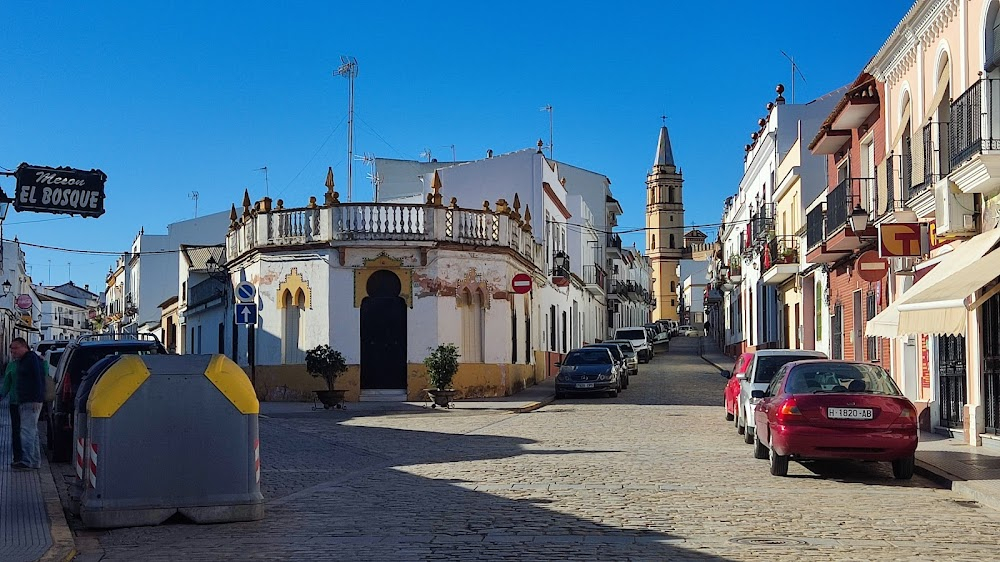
[949, 78, 1000, 194]
[226, 201, 544, 270]
[805, 205, 847, 264]
[824, 177, 875, 253]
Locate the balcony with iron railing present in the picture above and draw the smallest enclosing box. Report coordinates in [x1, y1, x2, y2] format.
[947, 77, 1000, 194]
[227, 202, 544, 272]
[59, 317, 75, 327]
[806, 206, 825, 251]
[606, 232, 622, 253]
[582, 264, 607, 296]
[761, 235, 799, 286]
[826, 177, 874, 253]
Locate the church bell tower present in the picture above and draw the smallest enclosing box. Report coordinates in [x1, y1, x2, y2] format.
[645, 124, 684, 322]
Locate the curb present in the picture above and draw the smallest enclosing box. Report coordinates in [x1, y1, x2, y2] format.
[914, 460, 958, 489]
[514, 395, 555, 413]
[38, 455, 77, 562]
[700, 355, 726, 372]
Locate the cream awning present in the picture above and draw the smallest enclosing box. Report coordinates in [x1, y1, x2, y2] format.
[866, 228, 1000, 337]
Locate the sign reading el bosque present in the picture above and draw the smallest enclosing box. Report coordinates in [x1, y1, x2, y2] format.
[13, 163, 107, 218]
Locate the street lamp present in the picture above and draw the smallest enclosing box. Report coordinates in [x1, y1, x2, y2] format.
[2, 279, 11, 295]
[849, 204, 870, 234]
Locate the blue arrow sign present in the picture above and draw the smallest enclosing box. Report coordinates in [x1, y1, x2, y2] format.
[236, 282, 257, 303]
[235, 303, 258, 325]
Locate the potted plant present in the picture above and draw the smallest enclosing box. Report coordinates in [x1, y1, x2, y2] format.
[306, 344, 348, 409]
[780, 247, 797, 264]
[424, 343, 460, 408]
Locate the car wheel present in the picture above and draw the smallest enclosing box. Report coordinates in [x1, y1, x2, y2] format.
[725, 404, 734, 422]
[753, 431, 768, 459]
[892, 455, 915, 480]
[769, 436, 788, 477]
[737, 413, 745, 435]
[607, 388, 618, 398]
[744, 425, 755, 445]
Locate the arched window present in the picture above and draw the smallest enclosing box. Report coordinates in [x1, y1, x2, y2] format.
[668, 187, 675, 203]
[461, 288, 485, 362]
[669, 234, 676, 248]
[651, 235, 656, 250]
[670, 280, 676, 292]
[987, 1, 1000, 70]
[281, 289, 305, 364]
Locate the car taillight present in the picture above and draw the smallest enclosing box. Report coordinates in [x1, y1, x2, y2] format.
[777, 399, 802, 423]
[60, 376, 72, 402]
[893, 405, 918, 426]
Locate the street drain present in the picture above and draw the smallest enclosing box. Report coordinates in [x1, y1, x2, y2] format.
[730, 537, 807, 547]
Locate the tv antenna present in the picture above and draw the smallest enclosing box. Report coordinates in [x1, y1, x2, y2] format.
[780, 50, 806, 103]
[442, 144, 456, 161]
[334, 55, 359, 202]
[540, 104, 553, 159]
[420, 148, 433, 162]
[357, 152, 381, 201]
[188, 191, 199, 218]
[256, 166, 270, 197]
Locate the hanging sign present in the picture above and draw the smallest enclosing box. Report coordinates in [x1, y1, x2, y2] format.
[13, 163, 107, 218]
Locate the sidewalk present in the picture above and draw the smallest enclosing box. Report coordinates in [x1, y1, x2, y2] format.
[697, 339, 1000, 511]
[1, 398, 73, 562]
[261, 376, 558, 417]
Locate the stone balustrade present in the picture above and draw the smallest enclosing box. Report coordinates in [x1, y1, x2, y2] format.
[227, 202, 543, 269]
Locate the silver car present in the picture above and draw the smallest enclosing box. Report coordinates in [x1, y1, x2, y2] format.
[604, 339, 639, 376]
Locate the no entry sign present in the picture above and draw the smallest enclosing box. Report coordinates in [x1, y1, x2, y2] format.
[856, 250, 888, 283]
[511, 273, 532, 294]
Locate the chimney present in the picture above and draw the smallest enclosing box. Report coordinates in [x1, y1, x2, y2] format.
[85, 284, 90, 292]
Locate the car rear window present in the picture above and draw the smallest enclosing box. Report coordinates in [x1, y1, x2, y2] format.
[588, 345, 623, 360]
[752, 356, 820, 384]
[615, 330, 646, 340]
[785, 363, 902, 395]
[564, 350, 612, 366]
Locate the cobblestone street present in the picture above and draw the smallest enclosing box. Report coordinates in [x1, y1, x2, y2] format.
[63, 338, 1000, 561]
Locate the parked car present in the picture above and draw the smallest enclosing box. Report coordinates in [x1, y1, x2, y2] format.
[677, 325, 698, 337]
[555, 347, 622, 399]
[644, 323, 669, 344]
[604, 339, 639, 376]
[752, 360, 918, 479]
[586, 342, 630, 388]
[736, 349, 827, 445]
[47, 334, 166, 462]
[721, 352, 754, 422]
[614, 326, 653, 362]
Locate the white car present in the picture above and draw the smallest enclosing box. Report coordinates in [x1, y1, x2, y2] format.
[613, 326, 653, 363]
[678, 325, 699, 337]
[736, 349, 827, 445]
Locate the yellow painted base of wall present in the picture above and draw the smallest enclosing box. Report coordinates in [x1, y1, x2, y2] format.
[250, 360, 548, 402]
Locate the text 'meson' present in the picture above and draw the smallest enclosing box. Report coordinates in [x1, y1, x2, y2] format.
[13, 163, 107, 218]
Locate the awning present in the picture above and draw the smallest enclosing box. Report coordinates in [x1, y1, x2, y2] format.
[866, 228, 1000, 337]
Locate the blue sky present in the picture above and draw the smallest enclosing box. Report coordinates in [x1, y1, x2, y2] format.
[0, 1, 913, 291]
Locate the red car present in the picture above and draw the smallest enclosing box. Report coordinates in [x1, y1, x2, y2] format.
[722, 352, 754, 422]
[752, 360, 918, 480]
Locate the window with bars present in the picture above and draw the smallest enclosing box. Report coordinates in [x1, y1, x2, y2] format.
[866, 291, 879, 361]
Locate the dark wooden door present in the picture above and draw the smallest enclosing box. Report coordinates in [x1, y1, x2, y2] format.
[360, 270, 407, 390]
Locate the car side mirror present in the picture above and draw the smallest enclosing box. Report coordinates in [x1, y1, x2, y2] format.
[720, 370, 732, 379]
[751, 390, 766, 399]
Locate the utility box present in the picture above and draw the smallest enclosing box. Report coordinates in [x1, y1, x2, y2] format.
[80, 354, 263, 528]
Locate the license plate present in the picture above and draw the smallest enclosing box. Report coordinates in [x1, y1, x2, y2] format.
[576, 383, 595, 389]
[828, 407, 874, 420]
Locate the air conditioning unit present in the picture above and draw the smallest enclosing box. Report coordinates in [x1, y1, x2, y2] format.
[934, 181, 976, 236]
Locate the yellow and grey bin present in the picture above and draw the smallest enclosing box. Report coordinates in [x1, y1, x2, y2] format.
[80, 354, 264, 528]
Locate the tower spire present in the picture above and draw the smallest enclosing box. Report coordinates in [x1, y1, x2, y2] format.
[654, 122, 675, 168]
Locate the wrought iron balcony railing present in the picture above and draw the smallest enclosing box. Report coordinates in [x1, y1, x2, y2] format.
[806, 206, 825, 251]
[950, 77, 1000, 170]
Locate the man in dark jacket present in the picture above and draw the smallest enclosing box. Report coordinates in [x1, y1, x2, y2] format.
[9, 338, 45, 470]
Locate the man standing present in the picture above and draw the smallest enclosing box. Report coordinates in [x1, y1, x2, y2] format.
[9, 338, 45, 470]
[0, 359, 22, 466]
